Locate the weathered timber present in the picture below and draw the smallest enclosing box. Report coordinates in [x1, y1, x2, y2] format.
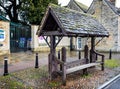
[61, 47, 67, 86]
[49, 36, 59, 79]
[66, 59, 86, 69]
[78, 50, 81, 59]
[84, 45, 89, 63]
[66, 63, 100, 74]
[83, 45, 89, 74]
[58, 50, 60, 59]
[61, 46, 105, 85]
[90, 37, 96, 63]
[93, 50, 105, 71]
[37, 3, 108, 86]
[109, 49, 112, 59]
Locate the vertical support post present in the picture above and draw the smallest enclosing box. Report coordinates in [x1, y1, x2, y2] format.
[49, 36, 58, 79]
[78, 50, 81, 59]
[35, 53, 39, 68]
[109, 49, 112, 60]
[3, 57, 9, 76]
[90, 37, 95, 63]
[48, 53, 52, 80]
[83, 45, 89, 75]
[62, 47, 66, 86]
[70, 37, 73, 51]
[62, 47, 66, 62]
[84, 45, 89, 64]
[96, 54, 98, 61]
[58, 50, 60, 59]
[101, 55, 104, 71]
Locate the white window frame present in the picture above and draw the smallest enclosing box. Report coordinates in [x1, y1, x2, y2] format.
[77, 37, 82, 50]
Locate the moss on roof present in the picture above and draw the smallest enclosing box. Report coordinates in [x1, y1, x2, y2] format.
[39, 3, 109, 37]
[74, 0, 89, 11]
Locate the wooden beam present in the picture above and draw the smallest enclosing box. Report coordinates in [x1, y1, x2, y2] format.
[42, 31, 63, 36]
[50, 8, 67, 35]
[90, 37, 95, 63]
[55, 36, 63, 47]
[66, 63, 100, 74]
[43, 36, 51, 47]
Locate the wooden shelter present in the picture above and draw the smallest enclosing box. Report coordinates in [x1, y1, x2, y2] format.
[37, 3, 109, 82]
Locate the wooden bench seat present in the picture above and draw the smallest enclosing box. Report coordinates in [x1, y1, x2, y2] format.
[55, 46, 105, 86]
[66, 62, 101, 74]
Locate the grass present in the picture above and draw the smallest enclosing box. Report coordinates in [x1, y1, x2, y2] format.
[105, 59, 120, 68]
[48, 80, 61, 88]
[0, 66, 48, 89]
[0, 60, 120, 89]
[81, 74, 92, 78]
[0, 75, 31, 89]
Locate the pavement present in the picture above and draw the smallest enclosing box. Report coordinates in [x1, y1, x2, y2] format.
[0, 50, 120, 88]
[105, 77, 120, 89]
[0, 51, 48, 75]
[0, 50, 120, 75]
[98, 74, 120, 89]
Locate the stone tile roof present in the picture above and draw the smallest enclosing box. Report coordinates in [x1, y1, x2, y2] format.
[73, 0, 89, 13]
[38, 4, 109, 37]
[104, 0, 120, 15]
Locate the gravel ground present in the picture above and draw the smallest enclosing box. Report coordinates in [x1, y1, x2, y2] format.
[0, 51, 120, 89]
[0, 65, 120, 89]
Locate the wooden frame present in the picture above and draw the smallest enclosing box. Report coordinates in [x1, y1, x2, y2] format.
[37, 4, 109, 86]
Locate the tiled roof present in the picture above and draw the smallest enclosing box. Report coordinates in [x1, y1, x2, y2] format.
[104, 0, 120, 15]
[74, 0, 89, 13]
[38, 4, 109, 37]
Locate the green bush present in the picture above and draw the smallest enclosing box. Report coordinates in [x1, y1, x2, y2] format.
[105, 59, 120, 68]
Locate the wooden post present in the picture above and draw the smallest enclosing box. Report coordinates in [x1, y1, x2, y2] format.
[101, 55, 104, 71]
[62, 47, 66, 86]
[84, 45, 89, 64]
[90, 37, 95, 63]
[49, 36, 58, 79]
[58, 50, 60, 59]
[109, 49, 112, 59]
[96, 54, 98, 61]
[78, 51, 81, 59]
[48, 53, 52, 80]
[3, 57, 9, 76]
[83, 45, 89, 75]
[70, 37, 73, 51]
[35, 53, 39, 68]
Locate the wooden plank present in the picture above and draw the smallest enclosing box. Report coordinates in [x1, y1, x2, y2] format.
[66, 59, 86, 69]
[66, 63, 100, 74]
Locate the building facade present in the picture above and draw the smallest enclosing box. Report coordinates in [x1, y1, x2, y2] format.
[68, 0, 120, 52]
[87, 0, 120, 52]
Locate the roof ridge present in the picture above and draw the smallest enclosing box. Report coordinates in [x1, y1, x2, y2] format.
[49, 3, 95, 19]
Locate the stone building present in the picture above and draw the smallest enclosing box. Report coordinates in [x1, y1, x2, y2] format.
[87, 0, 120, 52]
[67, 0, 90, 50]
[67, 0, 89, 13]
[0, 17, 10, 56]
[0, 15, 31, 54]
[67, 0, 120, 52]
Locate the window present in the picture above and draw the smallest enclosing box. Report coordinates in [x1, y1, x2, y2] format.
[77, 37, 82, 49]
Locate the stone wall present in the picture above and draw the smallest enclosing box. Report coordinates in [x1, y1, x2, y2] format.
[89, 0, 119, 52]
[31, 25, 70, 52]
[0, 21, 10, 56]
